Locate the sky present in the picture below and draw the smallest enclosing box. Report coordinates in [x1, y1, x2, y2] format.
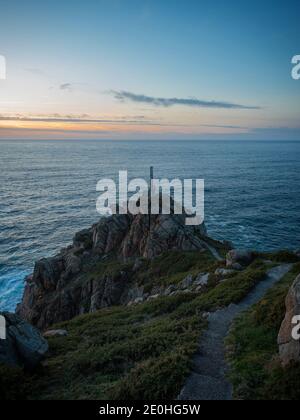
[0, 0, 299, 140]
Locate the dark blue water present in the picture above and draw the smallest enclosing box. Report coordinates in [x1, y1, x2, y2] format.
[0, 140, 300, 311]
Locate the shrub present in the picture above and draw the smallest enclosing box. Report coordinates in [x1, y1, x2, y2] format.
[226, 263, 300, 400]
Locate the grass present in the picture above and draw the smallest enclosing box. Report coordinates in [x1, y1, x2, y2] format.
[226, 262, 300, 400]
[259, 250, 299, 264]
[86, 258, 133, 280]
[70, 250, 221, 296]
[176, 259, 267, 317]
[135, 250, 220, 291]
[15, 293, 204, 400]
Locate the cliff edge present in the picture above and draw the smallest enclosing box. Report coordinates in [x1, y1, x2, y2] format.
[17, 209, 225, 330]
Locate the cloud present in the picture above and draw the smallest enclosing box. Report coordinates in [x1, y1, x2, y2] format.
[0, 113, 158, 125]
[199, 123, 246, 129]
[59, 82, 94, 93]
[60, 83, 73, 91]
[110, 90, 261, 110]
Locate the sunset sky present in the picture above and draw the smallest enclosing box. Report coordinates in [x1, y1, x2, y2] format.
[0, 0, 299, 140]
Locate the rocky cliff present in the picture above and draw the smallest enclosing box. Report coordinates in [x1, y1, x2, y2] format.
[17, 209, 225, 330]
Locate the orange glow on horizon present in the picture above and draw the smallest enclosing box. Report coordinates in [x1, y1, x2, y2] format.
[0, 115, 250, 139]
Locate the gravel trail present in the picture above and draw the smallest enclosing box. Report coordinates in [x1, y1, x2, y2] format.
[178, 264, 293, 400]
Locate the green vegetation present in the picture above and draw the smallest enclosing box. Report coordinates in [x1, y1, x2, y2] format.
[260, 250, 299, 264]
[86, 258, 133, 279]
[3, 257, 267, 400]
[5, 249, 296, 401]
[135, 250, 220, 290]
[10, 293, 205, 400]
[176, 260, 267, 317]
[226, 263, 300, 400]
[75, 249, 221, 295]
[199, 235, 232, 258]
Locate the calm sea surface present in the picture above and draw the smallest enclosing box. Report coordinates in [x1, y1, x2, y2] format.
[1, 140, 300, 311]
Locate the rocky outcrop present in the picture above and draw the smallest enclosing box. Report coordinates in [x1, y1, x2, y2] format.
[226, 249, 253, 268]
[93, 212, 207, 259]
[17, 210, 216, 330]
[126, 271, 211, 306]
[0, 312, 48, 369]
[17, 263, 132, 330]
[215, 268, 235, 277]
[43, 329, 68, 338]
[278, 274, 300, 366]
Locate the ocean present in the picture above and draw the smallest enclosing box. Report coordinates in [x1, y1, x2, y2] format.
[0, 139, 300, 311]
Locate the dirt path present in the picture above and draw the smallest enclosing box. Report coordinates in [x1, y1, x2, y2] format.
[178, 264, 293, 400]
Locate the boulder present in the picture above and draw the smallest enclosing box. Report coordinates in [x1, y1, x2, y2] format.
[133, 297, 144, 305]
[164, 285, 177, 296]
[147, 294, 160, 301]
[43, 329, 68, 338]
[194, 272, 210, 287]
[278, 274, 300, 366]
[215, 268, 235, 277]
[180, 274, 194, 289]
[0, 312, 48, 370]
[226, 249, 253, 267]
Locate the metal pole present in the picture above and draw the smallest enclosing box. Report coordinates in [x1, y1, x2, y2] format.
[149, 166, 154, 229]
[150, 166, 154, 183]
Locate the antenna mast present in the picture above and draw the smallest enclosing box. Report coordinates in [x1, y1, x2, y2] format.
[149, 166, 154, 229]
